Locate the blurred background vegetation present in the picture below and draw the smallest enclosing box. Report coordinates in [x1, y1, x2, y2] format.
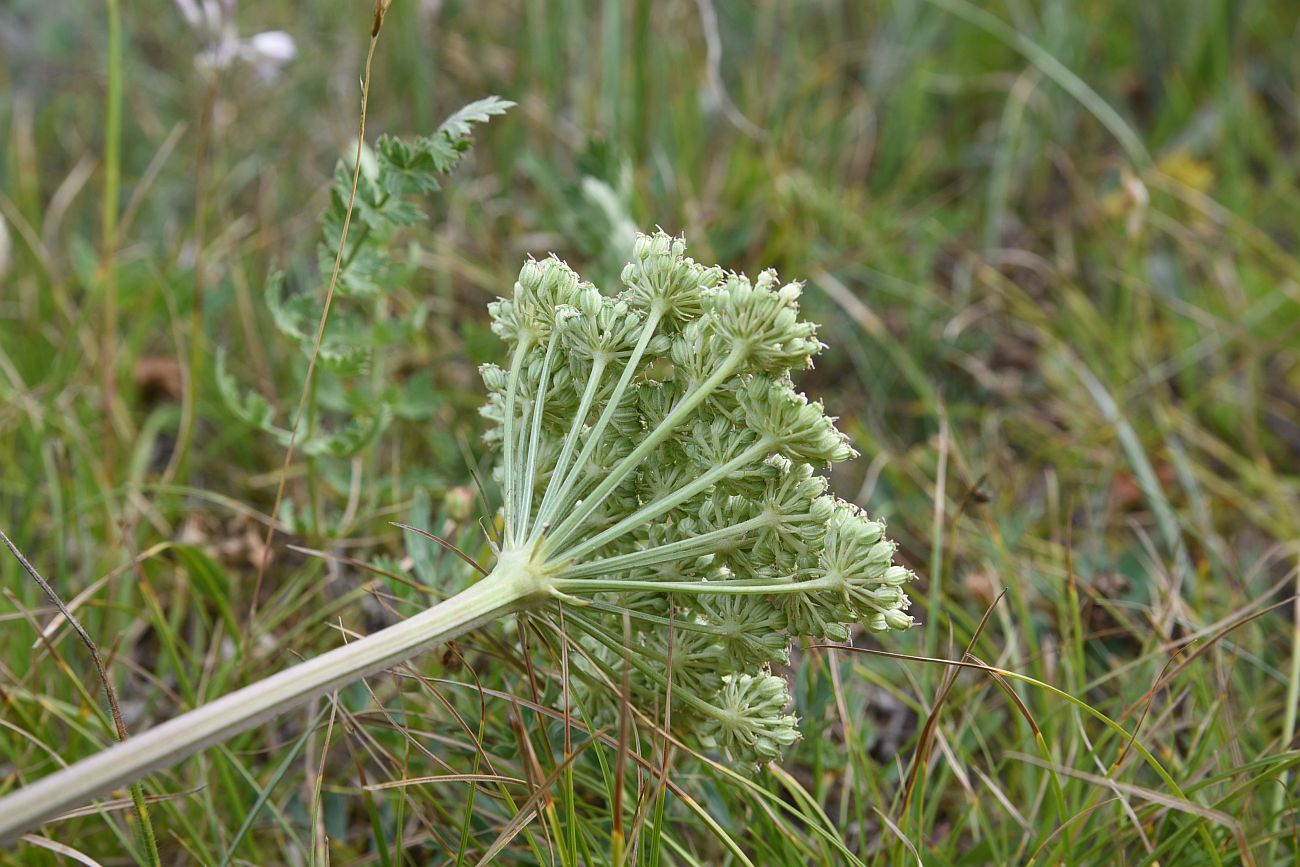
[2, 0, 1299, 863]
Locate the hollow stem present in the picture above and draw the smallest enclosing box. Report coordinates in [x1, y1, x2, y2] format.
[0, 560, 548, 843]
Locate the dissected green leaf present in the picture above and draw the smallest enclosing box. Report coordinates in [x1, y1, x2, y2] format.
[315, 342, 373, 377]
[436, 95, 515, 142]
[301, 405, 392, 458]
[388, 370, 442, 421]
[215, 349, 284, 435]
[375, 135, 443, 197]
[212, 98, 511, 504]
[264, 272, 312, 345]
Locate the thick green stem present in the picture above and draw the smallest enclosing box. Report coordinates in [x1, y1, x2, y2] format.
[0, 564, 544, 843]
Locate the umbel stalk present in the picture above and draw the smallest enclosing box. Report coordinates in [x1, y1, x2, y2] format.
[0, 564, 544, 842]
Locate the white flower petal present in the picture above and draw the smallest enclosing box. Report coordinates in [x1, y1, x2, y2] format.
[173, 0, 203, 28]
[245, 30, 296, 64]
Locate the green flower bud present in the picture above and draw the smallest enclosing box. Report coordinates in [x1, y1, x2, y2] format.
[820, 501, 912, 629]
[738, 378, 856, 465]
[698, 674, 801, 767]
[561, 298, 651, 361]
[882, 565, 912, 585]
[643, 629, 727, 697]
[884, 608, 916, 630]
[670, 320, 735, 387]
[479, 363, 507, 393]
[697, 594, 790, 667]
[622, 231, 723, 323]
[709, 271, 822, 374]
[443, 486, 474, 523]
[490, 257, 585, 341]
[781, 585, 854, 642]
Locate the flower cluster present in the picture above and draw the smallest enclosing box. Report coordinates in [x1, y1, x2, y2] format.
[480, 232, 915, 768]
[174, 0, 296, 80]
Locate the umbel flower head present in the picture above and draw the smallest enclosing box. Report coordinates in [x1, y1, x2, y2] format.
[480, 231, 916, 768]
[0, 231, 919, 845]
